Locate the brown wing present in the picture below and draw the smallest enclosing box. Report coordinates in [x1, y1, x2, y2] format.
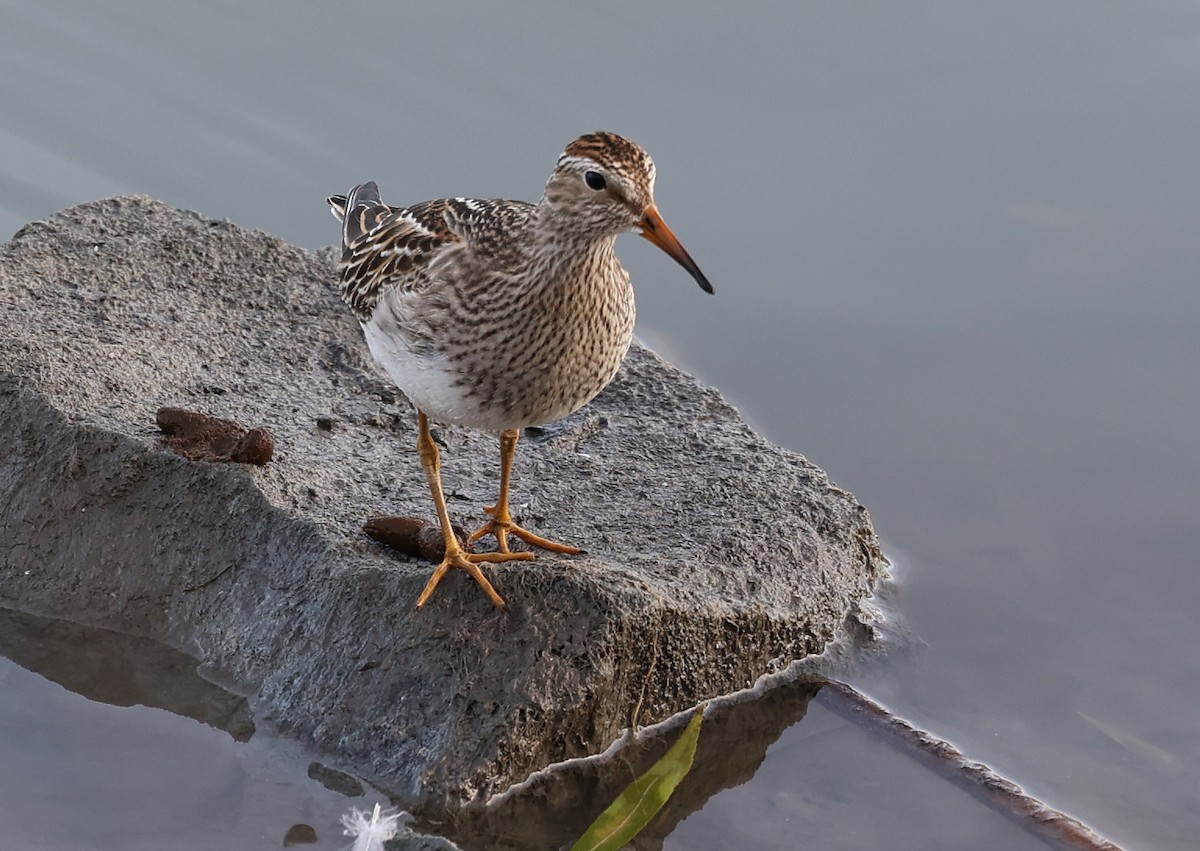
[328, 184, 537, 321]
[329, 183, 460, 321]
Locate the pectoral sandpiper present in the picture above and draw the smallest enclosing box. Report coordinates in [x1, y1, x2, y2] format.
[328, 131, 712, 609]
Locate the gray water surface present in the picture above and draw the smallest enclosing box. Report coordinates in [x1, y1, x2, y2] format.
[3, 2, 1199, 848]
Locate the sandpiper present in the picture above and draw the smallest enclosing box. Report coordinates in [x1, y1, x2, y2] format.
[328, 131, 712, 609]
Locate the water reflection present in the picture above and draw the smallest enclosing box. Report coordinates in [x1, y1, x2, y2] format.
[0, 607, 255, 741]
[442, 682, 820, 850]
[0, 607, 389, 851]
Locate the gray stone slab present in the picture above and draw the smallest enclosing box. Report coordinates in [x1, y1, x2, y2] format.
[0, 197, 883, 807]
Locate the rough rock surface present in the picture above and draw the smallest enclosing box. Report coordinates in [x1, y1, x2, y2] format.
[0, 197, 883, 807]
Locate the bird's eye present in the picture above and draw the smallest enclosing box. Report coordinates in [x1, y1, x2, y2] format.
[584, 170, 607, 191]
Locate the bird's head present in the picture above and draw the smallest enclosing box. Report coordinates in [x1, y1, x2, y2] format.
[541, 131, 713, 294]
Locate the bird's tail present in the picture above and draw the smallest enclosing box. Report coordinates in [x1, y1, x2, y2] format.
[327, 181, 385, 248]
[326, 193, 349, 222]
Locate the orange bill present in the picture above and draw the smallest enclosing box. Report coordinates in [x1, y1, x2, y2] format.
[637, 204, 715, 294]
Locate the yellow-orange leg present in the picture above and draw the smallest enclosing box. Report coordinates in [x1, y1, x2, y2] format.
[414, 413, 531, 609]
[468, 428, 584, 556]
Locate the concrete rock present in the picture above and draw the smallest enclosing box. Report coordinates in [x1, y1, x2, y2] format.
[0, 197, 883, 807]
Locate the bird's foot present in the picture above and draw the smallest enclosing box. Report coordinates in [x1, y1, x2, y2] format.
[468, 504, 585, 556]
[415, 545, 532, 610]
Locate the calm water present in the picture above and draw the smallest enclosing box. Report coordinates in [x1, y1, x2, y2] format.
[3, 2, 1199, 848]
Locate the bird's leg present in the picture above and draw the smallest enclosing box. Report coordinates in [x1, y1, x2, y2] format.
[414, 412, 530, 610]
[468, 428, 584, 556]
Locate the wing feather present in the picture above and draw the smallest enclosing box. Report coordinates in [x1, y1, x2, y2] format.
[327, 184, 536, 321]
[329, 184, 457, 320]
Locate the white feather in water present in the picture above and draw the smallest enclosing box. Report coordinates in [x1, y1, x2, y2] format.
[341, 803, 406, 851]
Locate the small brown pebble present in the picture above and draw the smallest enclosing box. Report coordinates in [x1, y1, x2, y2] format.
[282, 823, 318, 846]
[306, 762, 365, 797]
[156, 406, 274, 465]
[231, 427, 274, 465]
[363, 515, 468, 563]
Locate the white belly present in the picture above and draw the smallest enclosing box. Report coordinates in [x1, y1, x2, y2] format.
[361, 318, 492, 427]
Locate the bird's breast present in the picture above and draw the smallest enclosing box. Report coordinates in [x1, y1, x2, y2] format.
[365, 260, 635, 431]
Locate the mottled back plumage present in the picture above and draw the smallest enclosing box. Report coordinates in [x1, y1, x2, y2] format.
[330, 183, 466, 321]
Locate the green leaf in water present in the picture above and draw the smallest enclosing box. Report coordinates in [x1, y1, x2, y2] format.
[570, 706, 705, 851]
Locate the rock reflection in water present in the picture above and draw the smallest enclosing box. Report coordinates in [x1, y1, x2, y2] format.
[438, 679, 820, 851]
[0, 606, 255, 742]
